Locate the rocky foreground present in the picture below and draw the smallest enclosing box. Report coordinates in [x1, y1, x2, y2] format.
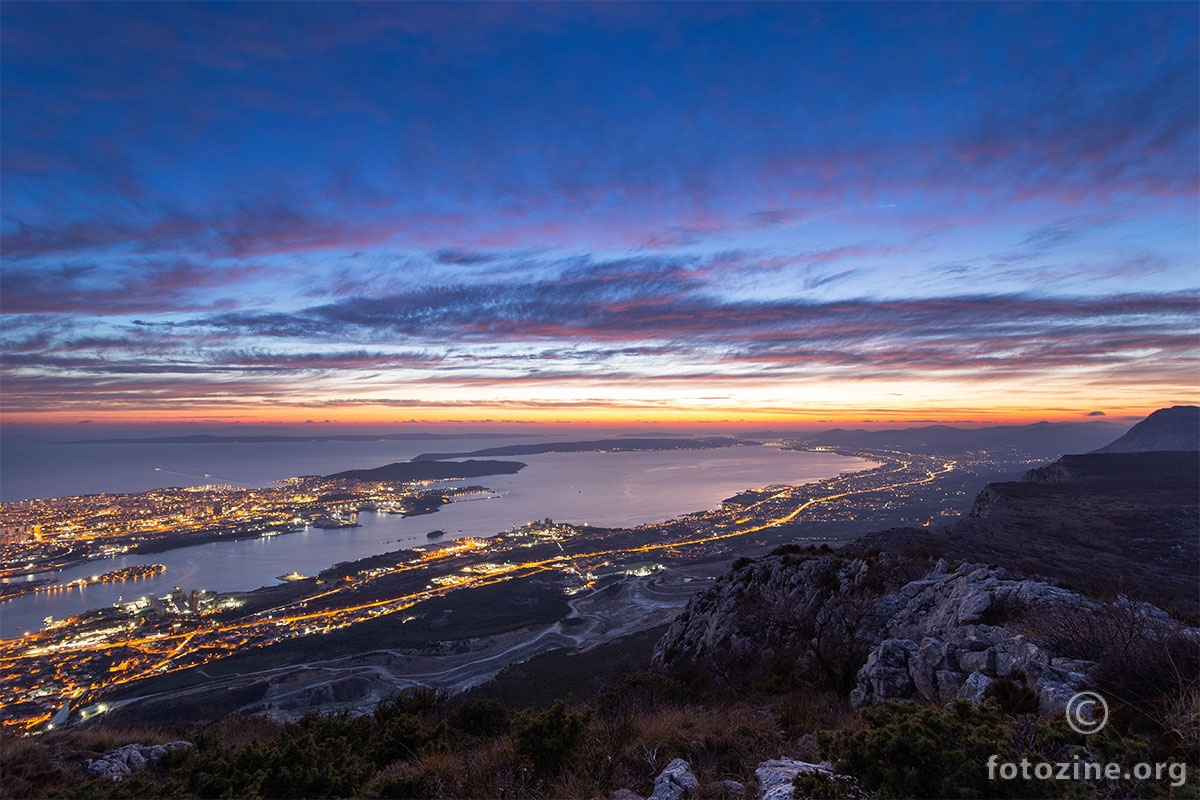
[654, 551, 1196, 716]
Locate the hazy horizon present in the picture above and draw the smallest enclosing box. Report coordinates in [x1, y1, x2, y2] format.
[0, 415, 1138, 444]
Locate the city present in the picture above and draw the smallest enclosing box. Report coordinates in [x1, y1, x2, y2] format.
[0, 444, 1031, 733]
[0, 474, 498, 580]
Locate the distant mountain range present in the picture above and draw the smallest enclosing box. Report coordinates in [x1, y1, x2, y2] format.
[792, 420, 1122, 458]
[1092, 405, 1199, 453]
[412, 437, 747, 461]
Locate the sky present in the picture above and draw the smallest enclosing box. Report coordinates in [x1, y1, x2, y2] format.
[1, 2, 1197, 429]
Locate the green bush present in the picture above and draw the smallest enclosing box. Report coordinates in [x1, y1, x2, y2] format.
[817, 700, 1198, 799]
[816, 700, 1050, 798]
[597, 672, 690, 719]
[514, 699, 592, 777]
[450, 697, 512, 738]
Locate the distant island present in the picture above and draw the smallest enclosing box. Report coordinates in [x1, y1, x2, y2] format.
[325, 459, 527, 482]
[413, 436, 751, 461]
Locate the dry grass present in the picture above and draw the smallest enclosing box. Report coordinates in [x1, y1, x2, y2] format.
[0, 735, 67, 800]
[48, 723, 181, 755]
[1157, 685, 1200, 756]
[402, 696, 802, 798]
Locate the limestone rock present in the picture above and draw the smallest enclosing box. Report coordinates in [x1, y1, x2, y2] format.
[652, 552, 910, 683]
[956, 671, 995, 705]
[653, 549, 1192, 721]
[756, 758, 830, 800]
[649, 758, 699, 800]
[851, 564, 1118, 708]
[956, 648, 994, 674]
[756, 757, 864, 800]
[85, 741, 193, 781]
[935, 669, 966, 701]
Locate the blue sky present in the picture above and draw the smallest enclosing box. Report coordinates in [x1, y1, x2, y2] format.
[2, 2, 1196, 426]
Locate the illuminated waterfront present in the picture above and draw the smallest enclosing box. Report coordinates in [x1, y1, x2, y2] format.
[1, 445, 981, 731]
[1, 446, 869, 637]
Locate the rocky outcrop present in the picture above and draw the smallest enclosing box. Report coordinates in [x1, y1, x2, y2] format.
[85, 741, 193, 780]
[648, 758, 700, 800]
[848, 563, 1098, 712]
[755, 757, 863, 800]
[655, 549, 1196, 716]
[651, 551, 919, 686]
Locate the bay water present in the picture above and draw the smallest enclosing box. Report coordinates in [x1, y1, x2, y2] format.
[1, 440, 869, 638]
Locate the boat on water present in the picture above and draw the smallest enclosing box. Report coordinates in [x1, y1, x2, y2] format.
[277, 571, 310, 582]
[426, 529, 446, 539]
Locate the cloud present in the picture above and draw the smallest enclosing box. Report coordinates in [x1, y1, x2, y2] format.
[1087, 410, 1107, 416]
[0, 260, 265, 315]
[182, 278, 1198, 378]
[432, 249, 497, 265]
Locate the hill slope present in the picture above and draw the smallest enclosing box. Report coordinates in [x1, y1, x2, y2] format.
[794, 420, 1121, 458]
[860, 451, 1199, 612]
[1092, 404, 1200, 453]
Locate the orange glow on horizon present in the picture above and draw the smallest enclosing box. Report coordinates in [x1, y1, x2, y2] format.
[0, 400, 1175, 430]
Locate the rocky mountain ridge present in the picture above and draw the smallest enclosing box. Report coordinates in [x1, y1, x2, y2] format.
[1092, 404, 1199, 453]
[861, 450, 1199, 612]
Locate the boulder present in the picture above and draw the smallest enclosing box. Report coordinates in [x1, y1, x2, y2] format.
[956, 648, 995, 674]
[756, 757, 864, 800]
[993, 637, 1045, 677]
[756, 758, 831, 800]
[649, 758, 699, 800]
[935, 669, 966, 701]
[85, 741, 193, 781]
[956, 671, 995, 705]
[851, 638, 916, 704]
[1037, 677, 1083, 717]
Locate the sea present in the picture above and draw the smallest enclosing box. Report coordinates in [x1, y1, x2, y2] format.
[0, 436, 871, 638]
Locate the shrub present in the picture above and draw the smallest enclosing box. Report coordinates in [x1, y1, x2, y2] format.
[816, 700, 1049, 798]
[363, 761, 437, 799]
[450, 697, 511, 738]
[817, 700, 1199, 799]
[514, 699, 592, 777]
[597, 672, 691, 719]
